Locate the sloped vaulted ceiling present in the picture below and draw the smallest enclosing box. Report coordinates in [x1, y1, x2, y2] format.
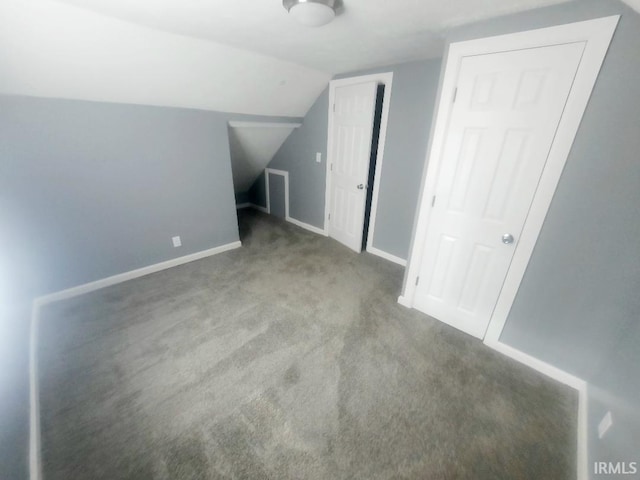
[621, 0, 640, 13]
[0, 0, 332, 196]
[34, 0, 576, 74]
[0, 0, 581, 116]
[1, 0, 588, 195]
[228, 125, 301, 194]
[0, 0, 330, 117]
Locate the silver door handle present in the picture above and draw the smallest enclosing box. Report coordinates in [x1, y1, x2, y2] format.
[357, 184, 365, 190]
[502, 233, 514, 245]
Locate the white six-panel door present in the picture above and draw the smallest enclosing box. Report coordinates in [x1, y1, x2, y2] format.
[413, 42, 585, 339]
[328, 81, 377, 252]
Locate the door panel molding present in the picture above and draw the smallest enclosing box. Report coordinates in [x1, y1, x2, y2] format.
[401, 16, 619, 341]
[325, 72, 393, 254]
[413, 42, 585, 338]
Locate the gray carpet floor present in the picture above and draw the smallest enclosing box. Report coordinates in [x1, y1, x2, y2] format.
[38, 209, 577, 479]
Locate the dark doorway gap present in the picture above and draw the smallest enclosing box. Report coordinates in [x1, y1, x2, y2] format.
[362, 84, 385, 251]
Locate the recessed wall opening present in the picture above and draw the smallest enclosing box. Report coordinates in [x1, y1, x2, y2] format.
[227, 121, 301, 209]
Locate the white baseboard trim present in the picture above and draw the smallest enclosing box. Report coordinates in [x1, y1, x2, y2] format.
[286, 216, 327, 236]
[397, 295, 412, 308]
[249, 203, 268, 213]
[484, 338, 585, 390]
[484, 338, 589, 480]
[577, 383, 589, 480]
[28, 240, 242, 480]
[236, 203, 251, 209]
[29, 304, 42, 480]
[367, 246, 407, 267]
[36, 241, 242, 306]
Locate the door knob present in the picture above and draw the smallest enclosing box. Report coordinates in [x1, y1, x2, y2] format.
[502, 233, 515, 245]
[357, 184, 365, 190]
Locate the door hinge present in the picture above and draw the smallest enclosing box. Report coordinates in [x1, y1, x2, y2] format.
[415, 276, 420, 286]
[328, 213, 331, 220]
[453, 87, 458, 103]
[330, 163, 333, 172]
[333, 103, 336, 112]
[431, 195, 436, 207]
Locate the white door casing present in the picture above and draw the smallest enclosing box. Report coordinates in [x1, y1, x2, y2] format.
[264, 168, 290, 218]
[413, 42, 584, 339]
[327, 81, 378, 252]
[400, 17, 619, 341]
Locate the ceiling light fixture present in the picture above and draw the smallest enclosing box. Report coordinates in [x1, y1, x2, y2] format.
[283, 0, 337, 27]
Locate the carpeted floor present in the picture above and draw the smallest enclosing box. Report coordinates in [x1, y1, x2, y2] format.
[38, 209, 577, 479]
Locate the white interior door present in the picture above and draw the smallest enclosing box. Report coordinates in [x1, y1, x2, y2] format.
[414, 42, 585, 339]
[328, 81, 377, 252]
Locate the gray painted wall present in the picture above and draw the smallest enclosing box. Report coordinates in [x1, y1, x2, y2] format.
[1, 95, 240, 295]
[441, 0, 640, 471]
[587, 329, 640, 472]
[0, 95, 297, 478]
[268, 173, 287, 219]
[334, 60, 442, 260]
[265, 88, 329, 229]
[260, 61, 442, 258]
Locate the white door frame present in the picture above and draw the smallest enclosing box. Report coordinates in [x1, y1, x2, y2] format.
[324, 73, 394, 253]
[399, 16, 619, 345]
[262, 168, 327, 236]
[264, 168, 290, 218]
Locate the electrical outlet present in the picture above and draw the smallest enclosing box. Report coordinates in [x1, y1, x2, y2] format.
[172, 236, 182, 248]
[598, 411, 613, 439]
[316, 152, 322, 163]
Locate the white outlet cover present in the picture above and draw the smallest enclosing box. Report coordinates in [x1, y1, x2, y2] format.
[316, 152, 322, 163]
[172, 236, 182, 247]
[598, 411, 613, 439]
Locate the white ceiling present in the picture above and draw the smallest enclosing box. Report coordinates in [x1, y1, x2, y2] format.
[52, 0, 574, 74]
[0, 0, 330, 116]
[7, 0, 630, 200]
[622, 0, 640, 13]
[2, 0, 636, 117]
